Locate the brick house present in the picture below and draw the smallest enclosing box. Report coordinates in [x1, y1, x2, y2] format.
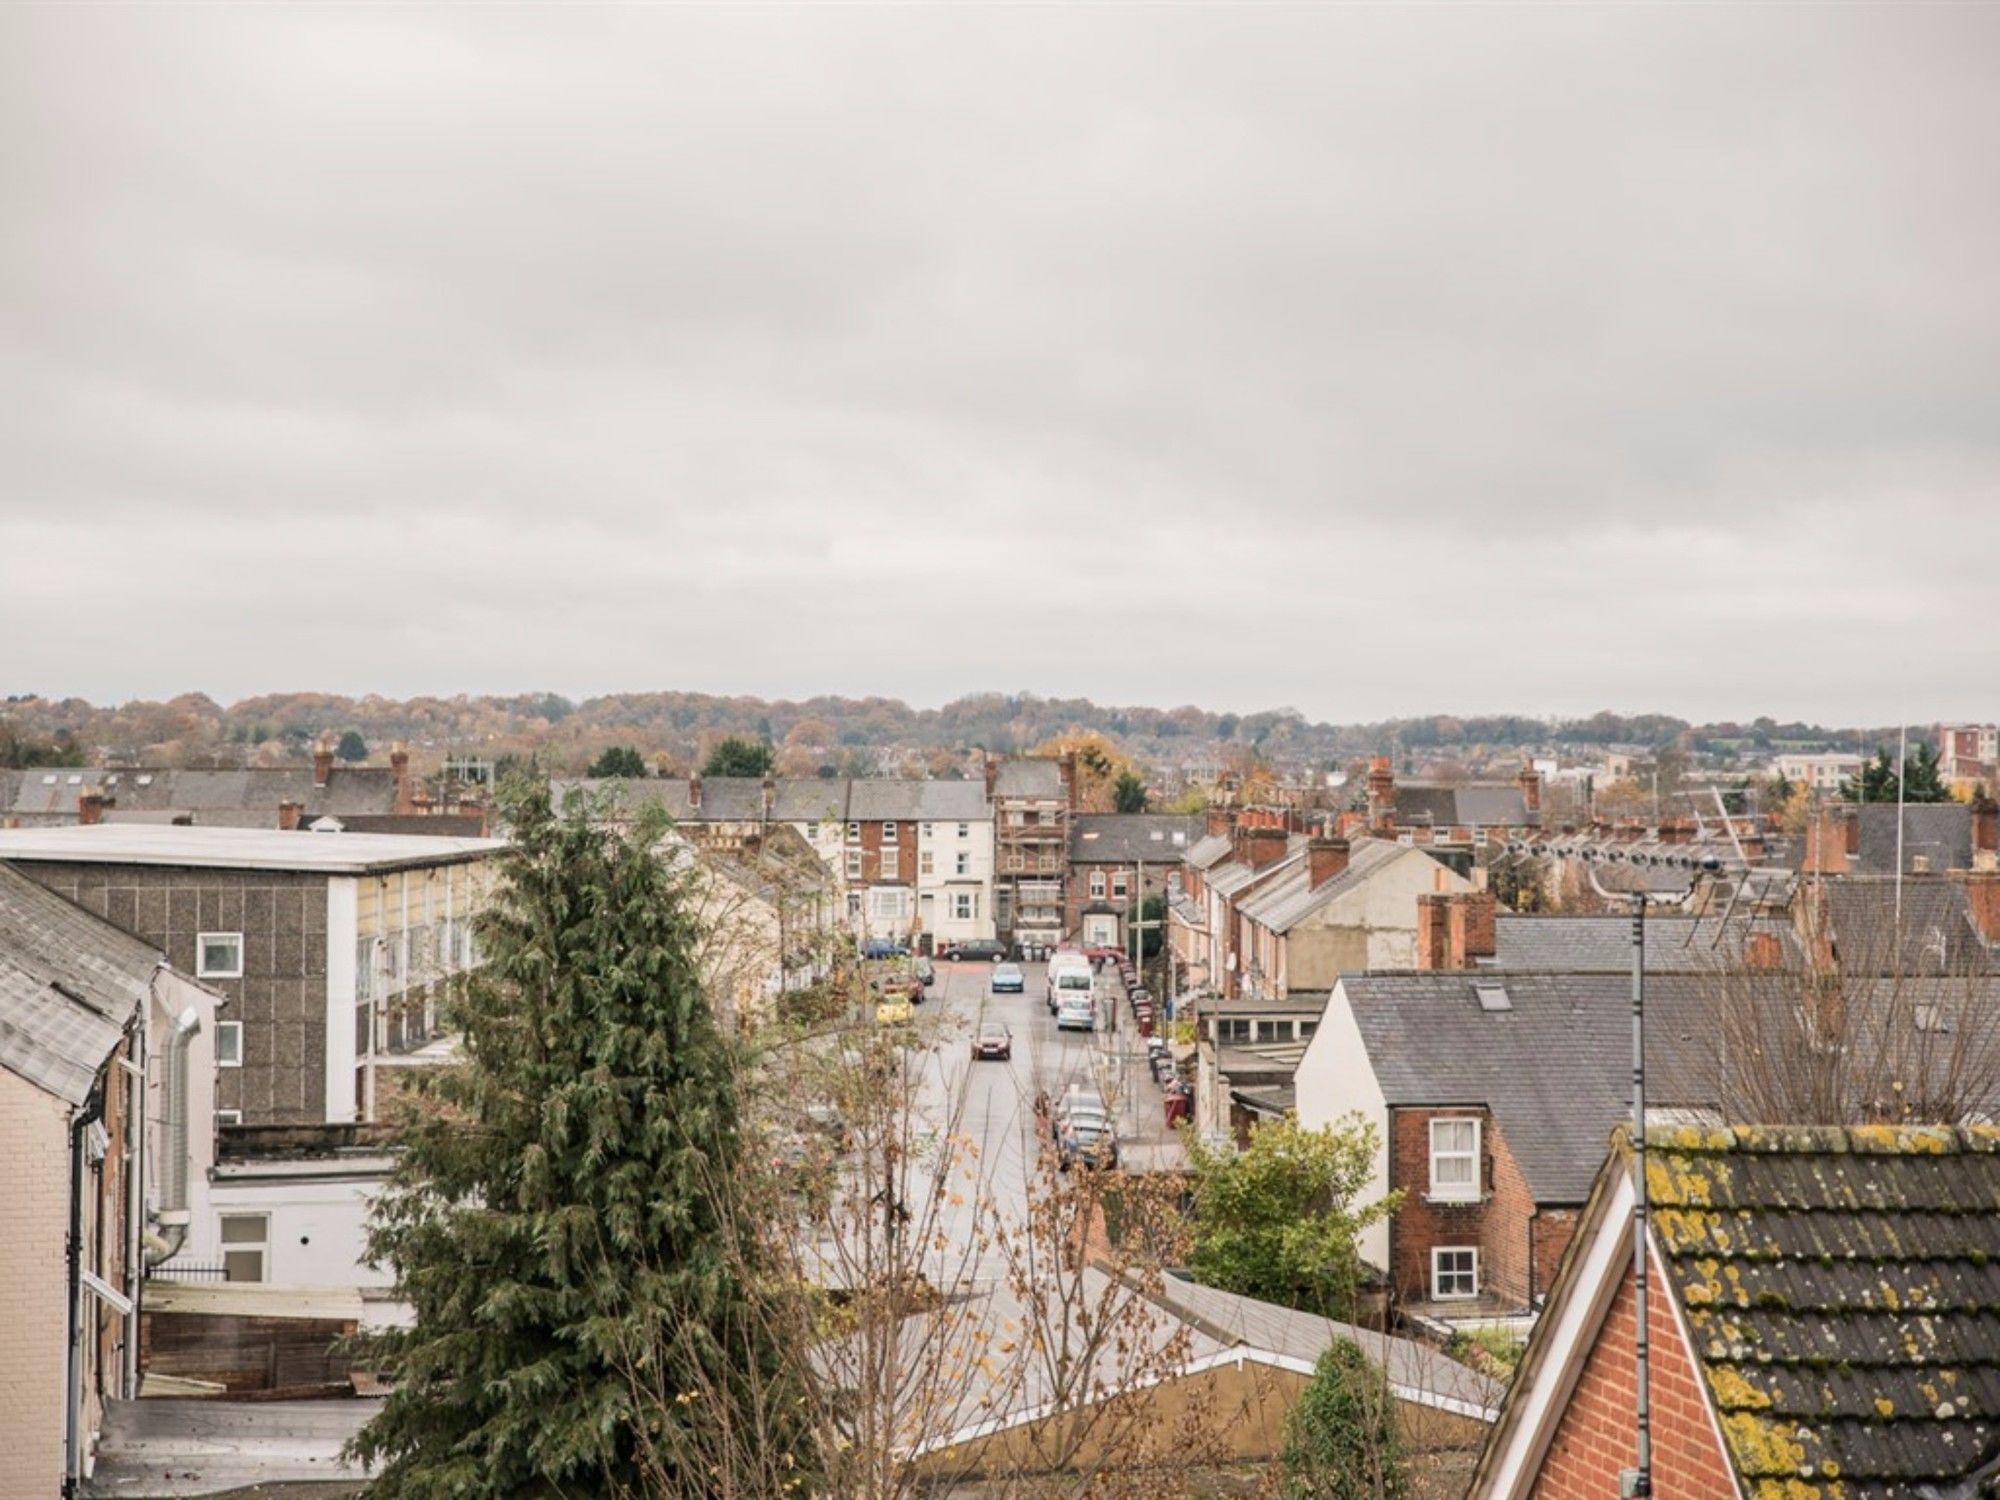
[1361, 757, 1543, 847]
[1292, 959, 1727, 1327]
[1064, 813, 1202, 950]
[988, 756, 1076, 957]
[1471, 1125, 2000, 1500]
[0, 867, 220, 1494]
[0, 825, 503, 1292]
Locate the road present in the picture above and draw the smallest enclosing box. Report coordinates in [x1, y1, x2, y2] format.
[894, 956, 1183, 1283]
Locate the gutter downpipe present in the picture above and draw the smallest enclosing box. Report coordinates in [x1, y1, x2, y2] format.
[65, 1085, 106, 1499]
[144, 1008, 202, 1270]
[122, 1010, 147, 1398]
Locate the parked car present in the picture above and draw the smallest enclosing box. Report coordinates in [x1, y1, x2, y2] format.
[860, 938, 909, 959]
[868, 972, 924, 1005]
[939, 939, 1006, 962]
[1055, 1105, 1119, 1170]
[875, 995, 915, 1026]
[1081, 945, 1123, 964]
[971, 1020, 1013, 1061]
[990, 962, 1026, 994]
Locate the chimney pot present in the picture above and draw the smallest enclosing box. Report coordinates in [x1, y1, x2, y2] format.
[689, 774, 703, 812]
[313, 737, 334, 790]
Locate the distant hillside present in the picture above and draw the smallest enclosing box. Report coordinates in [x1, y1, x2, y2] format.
[0, 690, 1893, 776]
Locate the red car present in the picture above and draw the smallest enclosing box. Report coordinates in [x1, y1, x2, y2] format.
[971, 1020, 1013, 1061]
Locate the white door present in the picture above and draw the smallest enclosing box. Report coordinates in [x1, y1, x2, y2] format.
[1083, 914, 1118, 947]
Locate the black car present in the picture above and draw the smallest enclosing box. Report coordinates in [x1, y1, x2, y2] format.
[940, 939, 1007, 962]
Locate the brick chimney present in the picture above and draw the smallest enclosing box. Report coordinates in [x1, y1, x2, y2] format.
[1743, 930, 1784, 972]
[1232, 824, 1289, 871]
[313, 737, 334, 790]
[1517, 763, 1542, 817]
[1307, 837, 1351, 891]
[1972, 797, 1998, 870]
[390, 744, 412, 813]
[761, 773, 776, 822]
[1060, 752, 1079, 811]
[277, 799, 304, 831]
[1205, 805, 1233, 839]
[77, 790, 110, 826]
[982, 755, 999, 799]
[1951, 871, 2000, 943]
[1416, 891, 1497, 970]
[688, 774, 702, 813]
[1804, 807, 1850, 876]
[1366, 757, 1396, 833]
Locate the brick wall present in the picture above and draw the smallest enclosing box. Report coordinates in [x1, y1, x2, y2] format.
[1389, 1107, 1572, 1311]
[1530, 1261, 1737, 1500]
[852, 821, 915, 884]
[13, 862, 330, 1125]
[0, 1070, 73, 1495]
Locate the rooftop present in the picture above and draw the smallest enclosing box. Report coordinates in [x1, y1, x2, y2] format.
[0, 824, 505, 874]
[1068, 813, 1204, 864]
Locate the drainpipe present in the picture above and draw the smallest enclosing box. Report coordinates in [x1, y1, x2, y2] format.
[121, 1010, 148, 1397]
[143, 1008, 202, 1269]
[65, 1085, 106, 1499]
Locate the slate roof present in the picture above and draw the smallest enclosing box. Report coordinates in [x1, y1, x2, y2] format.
[0, 865, 162, 1104]
[1068, 814, 1203, 864]
[1821, 879, 1997, 975]
[846, 778, 989, 822]
[1391, 783, 1532, 829]
[1492, 915, 1800, 974]
[991, 758, 1065, 800]
[0, 765, 404, 828]
[1854, 803, 1974, 876]
[1239, 839, 1410, 933]
[1339, 972, 1727, 1203]
[1207, 837, 1308, 898]
[1643, 1125, 2000, 1500]
[552, 776, 986, 826]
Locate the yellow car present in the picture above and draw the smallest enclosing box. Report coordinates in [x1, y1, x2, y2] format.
[875, 995, 915, 1026]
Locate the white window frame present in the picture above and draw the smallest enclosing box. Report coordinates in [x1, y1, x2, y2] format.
[216, 1020, 244, 1069]
[955, 851, 971, 876]
[1429, 1117, 1481, 1202]
[845, 849, 863, 879]
[215, 1109, 243, 1127]
[196, 932, 244, 979]
[952, 892, 977, 921]
[1089, 872, 1106, 899]
[920, 850, 935, 877]
[220, 1213, 270, 1284]
[1112, 871, 1129, 899]
[882, 822, 899, 843]
[1432, 1247, 1478, 1301]
[922, 823, 933, 838]
[880, 849, 900, 880]
[846, 822, 861, 842]
[957, 822, 970, 839]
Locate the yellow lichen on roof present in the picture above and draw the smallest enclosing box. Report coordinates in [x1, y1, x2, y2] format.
[1847, 1124, 1952, 1155]
[1708, 1365, 1775, 1411]
[1722, 1412, 1810, 1478]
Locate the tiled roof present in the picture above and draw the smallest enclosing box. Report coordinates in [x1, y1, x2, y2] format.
[1644, 1125, 2000, 1500]
[0, 765, 402, 825]
[1068, 814, 1203, 864]
[0, 866, 161, 1104]
[553, 776, 987, 825]
[1208, 838, 1308, 898]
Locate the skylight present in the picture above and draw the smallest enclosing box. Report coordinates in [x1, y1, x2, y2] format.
[1474, 984, 1513, 1013]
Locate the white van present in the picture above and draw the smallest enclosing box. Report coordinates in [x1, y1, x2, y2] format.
[1049, 954, 1095, 1029]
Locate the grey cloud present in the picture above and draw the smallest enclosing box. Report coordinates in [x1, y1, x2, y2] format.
[2, 3, 1996, 721]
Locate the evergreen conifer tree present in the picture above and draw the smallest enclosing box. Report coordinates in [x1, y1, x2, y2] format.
[349, 783, 810, 1496]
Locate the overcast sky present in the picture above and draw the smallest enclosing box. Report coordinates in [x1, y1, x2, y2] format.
[4, 5, 1996, 724]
